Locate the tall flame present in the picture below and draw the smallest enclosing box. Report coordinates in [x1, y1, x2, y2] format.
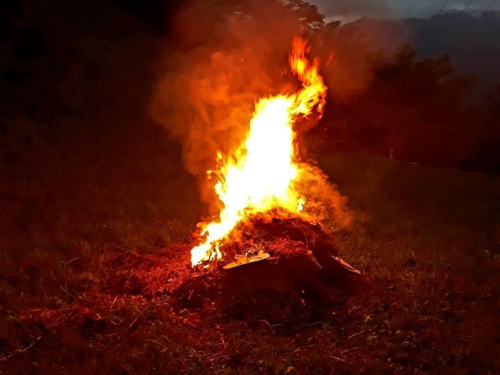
[191, 37, 327, 266]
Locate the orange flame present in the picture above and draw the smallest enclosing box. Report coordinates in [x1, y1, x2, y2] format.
[190, 37, 327, 266]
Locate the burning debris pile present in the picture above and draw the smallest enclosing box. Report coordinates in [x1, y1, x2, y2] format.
[175, 213, 361, 320]
[175, 37, 361, 311]
[200, 211, 360, 280]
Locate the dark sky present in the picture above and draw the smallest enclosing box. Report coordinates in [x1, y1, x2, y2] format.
[309, 0, 500, 19]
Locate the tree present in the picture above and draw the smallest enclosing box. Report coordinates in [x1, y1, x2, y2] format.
[215, 0, 325, 32]
[488, 83, 500, 118]
[463, 83, 500, 173]
[319, 44, 483, 165]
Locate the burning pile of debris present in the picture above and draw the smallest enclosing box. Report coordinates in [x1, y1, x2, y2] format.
[217, 211, 359, 280]
[175, 212, 361, 314]
[175, 38, 361, 315]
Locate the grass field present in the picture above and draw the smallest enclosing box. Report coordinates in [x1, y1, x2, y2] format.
[1, 126, 499, 374]
[1, 2, 500, 373]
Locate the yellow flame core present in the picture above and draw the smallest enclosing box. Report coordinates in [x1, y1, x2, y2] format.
[190, 37, 327, 266]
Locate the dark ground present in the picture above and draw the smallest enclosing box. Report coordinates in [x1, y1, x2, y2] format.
[1, 1, 499, 374]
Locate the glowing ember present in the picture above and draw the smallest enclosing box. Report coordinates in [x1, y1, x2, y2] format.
[191, 37, 327, 266]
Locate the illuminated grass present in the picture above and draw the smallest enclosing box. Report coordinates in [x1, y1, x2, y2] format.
[1, 146, 499, 374]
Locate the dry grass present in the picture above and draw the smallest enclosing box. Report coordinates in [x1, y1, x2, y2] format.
[0, 147, 499, 374]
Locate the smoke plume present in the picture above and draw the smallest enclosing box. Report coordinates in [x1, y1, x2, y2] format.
[150, 0, 303, 212]
[150, 0, 386, 226]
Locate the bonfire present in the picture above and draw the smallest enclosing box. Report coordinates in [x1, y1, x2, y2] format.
[181, 37, 360, 302]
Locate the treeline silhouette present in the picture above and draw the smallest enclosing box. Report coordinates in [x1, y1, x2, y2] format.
[316, 42, 498, 169]
[314, 19, 500, 172]
[154, 0, 500, 173]
[2, 0, 499, 172]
